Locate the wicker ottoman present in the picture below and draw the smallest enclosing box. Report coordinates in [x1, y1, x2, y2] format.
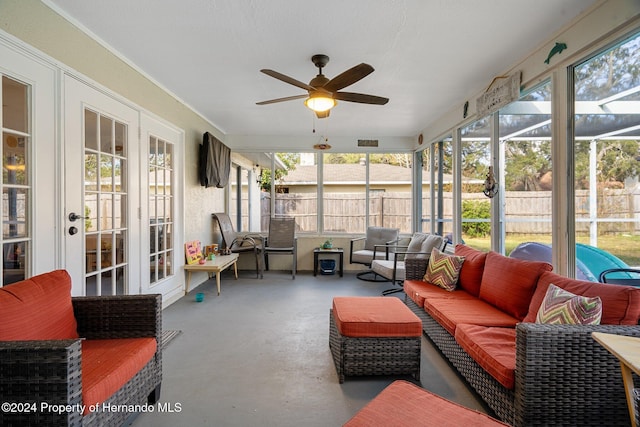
[343, 380, 510, 426]
[329, 296, 422, 383]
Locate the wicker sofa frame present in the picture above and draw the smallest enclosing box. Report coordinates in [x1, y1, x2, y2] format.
[0, 294, 162, 427]
[404, 257, 640, 427]
[329, 309, 421, 383]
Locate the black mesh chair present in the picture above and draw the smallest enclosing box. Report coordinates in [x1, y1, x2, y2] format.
[263, 217, 297, 279]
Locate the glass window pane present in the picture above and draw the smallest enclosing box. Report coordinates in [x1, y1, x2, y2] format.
[2, 77, 28, 133]
[3, 187, 28, 239]
[114, 121, 126, 157]
[573, 32, 640, 274]
[100, 115, 113, 153]
[368, 153, 412, 233]
[3, 133, 28, 185]
[432, 140, 454, 241]
[272, 153, 317, 233]
[84, 109, 99, 151]
[323, 153, 366, 233]
[3, 242, 26, 285]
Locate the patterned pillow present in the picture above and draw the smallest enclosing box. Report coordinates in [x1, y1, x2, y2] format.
[423, 248, 465, 291]
[536, 284, 602, 325]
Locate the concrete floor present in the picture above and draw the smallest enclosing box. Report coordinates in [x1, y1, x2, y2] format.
[133, 270, 490, 427]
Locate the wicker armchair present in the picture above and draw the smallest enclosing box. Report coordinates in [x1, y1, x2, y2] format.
[403, 257, 640, 426]
[0, 294, 162, 427]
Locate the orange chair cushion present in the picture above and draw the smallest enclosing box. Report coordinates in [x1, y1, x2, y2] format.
[523, 271, 640, 325]
[82, 337, 157, 414]
[479, 252, 553, 320]
[404, 280, 476, 307]
[332, 297, 421, 337]
[455, 244, 487, 297]
[343, 380, 510, 426]
[0, 270, 78, 340]
[424, 297, 518, 335]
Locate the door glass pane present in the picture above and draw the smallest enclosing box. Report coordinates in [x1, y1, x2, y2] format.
[149, 135, 174, 285]
[2, 76, 31, 286]
[84, 109, 128, 295]
[573, 32, 640, 278]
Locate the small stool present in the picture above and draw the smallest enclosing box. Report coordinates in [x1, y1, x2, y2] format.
[329, 296, 422, 383]
[343, 380, 510, 427]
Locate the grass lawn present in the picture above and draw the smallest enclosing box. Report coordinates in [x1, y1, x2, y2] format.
[462, 234, 640, 267]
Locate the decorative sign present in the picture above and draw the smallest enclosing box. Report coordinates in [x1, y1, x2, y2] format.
[184, 240, 203, 265]
[476, 72, 521, 117]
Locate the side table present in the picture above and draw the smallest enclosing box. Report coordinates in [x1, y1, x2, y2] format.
[592, 331, 640, 427]
[313, 247, 344, 277]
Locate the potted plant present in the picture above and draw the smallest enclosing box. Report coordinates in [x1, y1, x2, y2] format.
[322, 238, 333, 249]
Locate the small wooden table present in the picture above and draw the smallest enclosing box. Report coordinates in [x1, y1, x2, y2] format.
[592, 332, 640, 427]
[183, 253, 239, 296]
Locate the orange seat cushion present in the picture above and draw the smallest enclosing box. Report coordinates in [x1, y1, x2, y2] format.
[332, 297, 421, 337]
[455, 324, 516, 389]
[343, 380, 510, 426]
[404, 280, 476, 307]
[523, 271, 640, 325]
[455, 244, 487, 297]
[0, 270, 78, 340]
[479, 252, 553, 320]
[82, 338, 157, 414]
[424, 297, 518, 335]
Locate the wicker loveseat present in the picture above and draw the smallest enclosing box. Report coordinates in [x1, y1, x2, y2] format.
[403, 245, 640, 427]
[0, 270, 162, 426]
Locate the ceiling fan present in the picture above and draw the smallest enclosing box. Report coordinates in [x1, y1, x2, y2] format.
[256, 54, 389, 118]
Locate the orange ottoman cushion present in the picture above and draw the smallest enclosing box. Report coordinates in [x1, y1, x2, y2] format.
[82, 337, 157, 414]
[343, 380, 510, 426]
[332, 297, 421, 337]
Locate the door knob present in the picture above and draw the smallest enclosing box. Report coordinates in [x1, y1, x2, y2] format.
[69, 212, 88, 221]
[69, 226, 78, 235]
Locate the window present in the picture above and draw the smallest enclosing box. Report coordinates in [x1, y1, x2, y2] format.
[1, 76, 30, 285]
[572, 32, 640, 273]
[500, 81, 553, 254]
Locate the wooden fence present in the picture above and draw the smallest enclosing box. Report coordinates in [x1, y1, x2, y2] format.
[253, 189, 640, 235]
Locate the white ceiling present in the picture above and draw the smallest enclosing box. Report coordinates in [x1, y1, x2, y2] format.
[46, 0, 597, 149]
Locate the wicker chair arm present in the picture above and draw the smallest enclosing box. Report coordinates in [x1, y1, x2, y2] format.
[0, 339, 83, 425]
[404, 258, 430, 280]
[515, 322, 640, 426]
[72, 294, 162, 341]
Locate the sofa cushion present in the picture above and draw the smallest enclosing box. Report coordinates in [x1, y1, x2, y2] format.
[479, 252, 553, 320]
[423, 297, 519, 335]
[406, 233, 443, 260]
[524, 271, 640, 324]
[82, 337, 157, 414]
[404, 280, 476, 307]
[332, 297, 421, 337]
[0, 269, 78, 340]
[423, 248, 465, 291]
[536, 284, 602, 325]
[455, 244, 487, 297]
[343, 380, 510, 427]
[455, 324, 516, 389]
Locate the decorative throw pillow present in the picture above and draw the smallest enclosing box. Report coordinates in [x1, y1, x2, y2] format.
[536, 284, 602, 325]
[423, 248, 465, 291]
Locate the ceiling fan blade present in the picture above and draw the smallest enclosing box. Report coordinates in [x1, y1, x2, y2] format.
[260, 69, 315, 91]
[334, 92, 389, 105]
[256, 94, 307, 105]
[324, 63, 374, 92]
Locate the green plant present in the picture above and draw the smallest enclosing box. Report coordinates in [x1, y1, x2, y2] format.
[322, 238, 333, 249]
[462, 200, 491, 238]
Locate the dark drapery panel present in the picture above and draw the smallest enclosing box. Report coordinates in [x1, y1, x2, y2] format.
[199, 132, 231, 188]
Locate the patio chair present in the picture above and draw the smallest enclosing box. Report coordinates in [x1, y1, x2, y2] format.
[263, 216, 297, 279]
[212, 213, 264, 278]
[374, 233, 445, 295]
[349, 226, 400, 281]
[599, 268, 640, 287]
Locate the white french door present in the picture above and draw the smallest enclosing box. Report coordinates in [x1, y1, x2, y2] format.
[64, 75, 140, 296]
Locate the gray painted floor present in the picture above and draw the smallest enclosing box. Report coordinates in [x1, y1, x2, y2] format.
[133, 270, 490, 427]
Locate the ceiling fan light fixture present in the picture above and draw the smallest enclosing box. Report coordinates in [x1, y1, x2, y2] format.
[304, 92, 336, 112]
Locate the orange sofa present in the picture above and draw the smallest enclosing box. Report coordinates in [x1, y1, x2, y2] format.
[403, 245, 640, 427]
[0, 270, 162, 426]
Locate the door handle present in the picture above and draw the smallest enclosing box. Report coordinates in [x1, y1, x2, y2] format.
[69, 212, 88, 221]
